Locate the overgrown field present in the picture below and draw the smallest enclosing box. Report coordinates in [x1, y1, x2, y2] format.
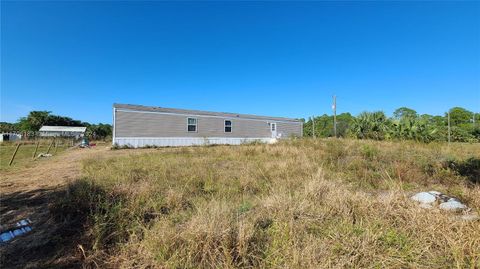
[55, 139, 480, 268]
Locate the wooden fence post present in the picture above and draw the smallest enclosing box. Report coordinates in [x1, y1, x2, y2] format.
[54, 140, 58, 154]
[9, 143, 21, 166]
[46, 139, 54, 154]
[32, 141, 40, 159]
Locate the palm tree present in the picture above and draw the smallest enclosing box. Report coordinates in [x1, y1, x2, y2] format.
[390, 117, 438, 143]
[350, 111, 390, 140]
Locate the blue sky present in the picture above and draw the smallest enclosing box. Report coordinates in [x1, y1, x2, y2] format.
[1, 1, 479, 124]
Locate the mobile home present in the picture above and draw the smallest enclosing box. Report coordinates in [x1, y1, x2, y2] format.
[113, 103, 303, 147]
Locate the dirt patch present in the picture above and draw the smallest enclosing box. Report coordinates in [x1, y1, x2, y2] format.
[0, 146, 155, 268]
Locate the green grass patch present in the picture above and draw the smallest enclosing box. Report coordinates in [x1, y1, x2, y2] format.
[0, 142, 69, 171]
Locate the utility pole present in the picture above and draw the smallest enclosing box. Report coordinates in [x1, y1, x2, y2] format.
[447, 111, 451, 145]
[332, 95, 337, 138]
[312, 116, 316, 138]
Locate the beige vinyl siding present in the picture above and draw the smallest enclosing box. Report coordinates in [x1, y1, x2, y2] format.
[276, 121, 303, 138]
[115, 110, 273, 138]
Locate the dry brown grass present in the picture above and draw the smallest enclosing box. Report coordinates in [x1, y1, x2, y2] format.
[55, 139, 480, 268]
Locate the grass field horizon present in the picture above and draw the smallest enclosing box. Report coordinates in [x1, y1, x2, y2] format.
[51, 138, 480, 268]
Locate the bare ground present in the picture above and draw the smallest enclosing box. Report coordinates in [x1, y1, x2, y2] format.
[0, 146, 154, 268]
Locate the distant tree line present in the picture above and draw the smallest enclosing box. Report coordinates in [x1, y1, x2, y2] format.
[0, 111, 112, 140]
[2, 107, 477, 143]
[303, 107, 479, 143]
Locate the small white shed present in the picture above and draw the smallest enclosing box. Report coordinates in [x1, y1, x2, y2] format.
[39, 126, 87, 139]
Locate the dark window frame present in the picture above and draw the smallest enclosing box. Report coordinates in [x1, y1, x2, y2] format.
[224, 120, 232, 133]
[187, 117, 198, 132]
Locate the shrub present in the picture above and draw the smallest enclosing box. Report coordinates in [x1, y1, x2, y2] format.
[56, 139, 480, 268]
